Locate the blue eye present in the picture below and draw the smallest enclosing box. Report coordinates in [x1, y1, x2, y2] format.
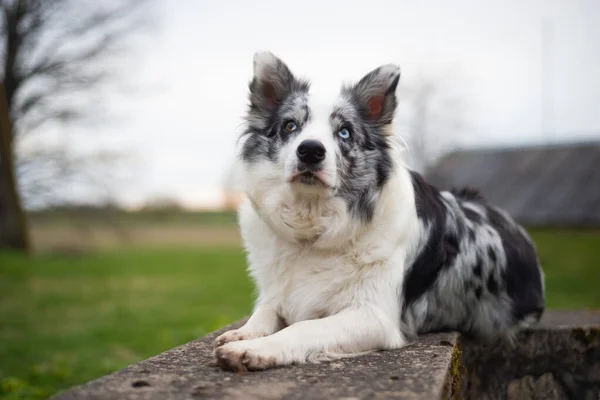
[338, 128, 351, 139]
[284, 121, 298, 132]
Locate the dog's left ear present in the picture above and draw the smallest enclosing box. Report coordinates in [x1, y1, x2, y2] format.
[351, 64, 400, 126]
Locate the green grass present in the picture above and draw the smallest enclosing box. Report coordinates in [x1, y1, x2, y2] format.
[0, 228, 599, 399]
[528, 228, 600, 308]
[0, 247, 253, 399]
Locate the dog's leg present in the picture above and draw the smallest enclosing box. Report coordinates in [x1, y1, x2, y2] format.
[214, 306, 404, 371]
[214, 304, 284, 347]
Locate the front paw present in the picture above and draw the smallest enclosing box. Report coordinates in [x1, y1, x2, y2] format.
[214, 329, 268, 347]
[214, 341, 278, 372]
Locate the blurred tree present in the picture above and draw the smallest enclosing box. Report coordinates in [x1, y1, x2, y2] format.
[398, 72, 468, 173]
[0, 82, 29, 251]
[0, 0, 154, 251]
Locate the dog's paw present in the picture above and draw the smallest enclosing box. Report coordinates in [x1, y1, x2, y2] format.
[214, 341, 278, 372]
[214, 329, 268, 347]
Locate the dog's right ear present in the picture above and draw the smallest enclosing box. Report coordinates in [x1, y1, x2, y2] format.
[249, 52, 297, 113]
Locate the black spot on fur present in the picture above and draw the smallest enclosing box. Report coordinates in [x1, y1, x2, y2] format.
[487, 246, 497, 263]
[443, 234, 460, 268]
[375, 151, 392, 188]
[451, 187, 486, 202]
[409, 172, 444, 223]
[486, 207, 544, 321]
[487, 274, 499, 295]
[462, 206, 483, 224]
[475, 285, 482, 299]
[402, 172, 448, 313]
[473, 257, 483, 277]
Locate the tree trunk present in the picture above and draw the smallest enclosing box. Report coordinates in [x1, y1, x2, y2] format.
[0, 83, 30, 253]
[2, 2, 21, 116]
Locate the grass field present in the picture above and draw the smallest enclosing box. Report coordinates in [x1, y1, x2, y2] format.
[0, 246, 253, 399]
[0, 226, 599, 399]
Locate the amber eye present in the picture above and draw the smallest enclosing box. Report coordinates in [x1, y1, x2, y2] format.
[284, 121, 298, 132]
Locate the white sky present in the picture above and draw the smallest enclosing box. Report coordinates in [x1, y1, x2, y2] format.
[80, 0, 600, 209]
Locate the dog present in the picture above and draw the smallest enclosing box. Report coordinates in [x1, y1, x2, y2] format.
[213, 51, 545, 372]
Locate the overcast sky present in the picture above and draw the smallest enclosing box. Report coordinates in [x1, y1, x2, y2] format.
[79, 0, 600, 208]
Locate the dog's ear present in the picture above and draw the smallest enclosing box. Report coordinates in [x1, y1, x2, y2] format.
[351, 64, 400, 126]
[249, 52, 298, 113]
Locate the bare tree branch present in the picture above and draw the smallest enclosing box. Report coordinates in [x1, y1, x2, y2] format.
[4, 0, 154, 133]
[0, 0, 156, 216]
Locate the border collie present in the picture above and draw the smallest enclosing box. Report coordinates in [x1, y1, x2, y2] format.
[214, 52, 545, 372]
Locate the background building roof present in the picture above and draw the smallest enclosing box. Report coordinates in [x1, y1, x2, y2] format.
[425, 141, 600, 226]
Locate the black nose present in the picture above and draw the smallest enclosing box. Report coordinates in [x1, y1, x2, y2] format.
[296, 140, 326, 165]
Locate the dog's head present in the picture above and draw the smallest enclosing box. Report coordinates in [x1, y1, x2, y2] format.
[238, 52, 400, 224]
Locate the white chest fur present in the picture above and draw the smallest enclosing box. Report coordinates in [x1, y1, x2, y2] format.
[248, 235, 402, 324]
[238, 170, 418, 327]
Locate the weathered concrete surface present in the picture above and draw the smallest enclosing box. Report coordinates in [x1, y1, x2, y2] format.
[461, 310, 600, 400]
[53, 310, 600, 400]
[53, 319, 459, 400]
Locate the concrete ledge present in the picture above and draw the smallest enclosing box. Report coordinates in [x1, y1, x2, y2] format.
[54, 311, 600, 400]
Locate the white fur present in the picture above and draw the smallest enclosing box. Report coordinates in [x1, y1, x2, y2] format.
[215, 139, 421, 370]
